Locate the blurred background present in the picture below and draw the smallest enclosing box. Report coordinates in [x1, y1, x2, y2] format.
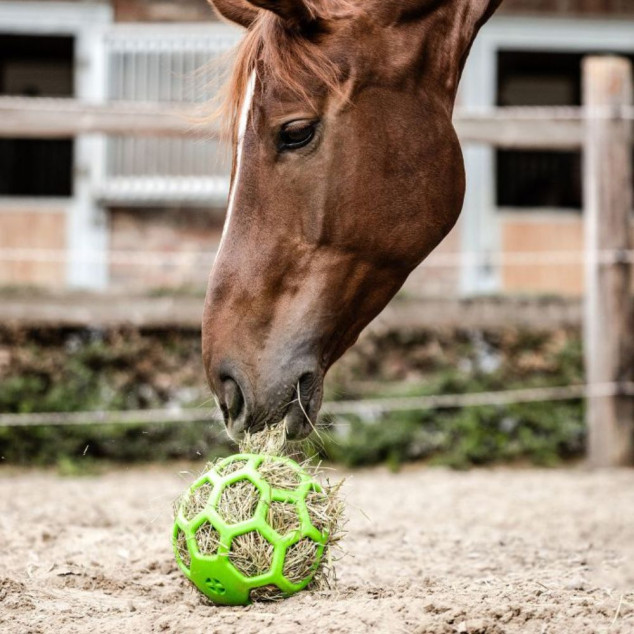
[0, 0, 632, 471]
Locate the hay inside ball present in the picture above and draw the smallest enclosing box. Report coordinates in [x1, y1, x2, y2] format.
[173, 443, 343, 606]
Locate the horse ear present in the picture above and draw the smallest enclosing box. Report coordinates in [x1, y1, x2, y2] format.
[244, 0, 315, 28]
[208, 0, 259, 28]
[456, 0, 503, 70]
[471, 0, 503, 33]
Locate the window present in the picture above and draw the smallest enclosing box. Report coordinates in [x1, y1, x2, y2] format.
[102, 27, 239, 205]
[496, 49, 634, 211]
[0, 34, 74, 197]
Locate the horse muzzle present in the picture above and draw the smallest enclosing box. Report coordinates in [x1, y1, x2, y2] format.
[213, 358, 324, 441]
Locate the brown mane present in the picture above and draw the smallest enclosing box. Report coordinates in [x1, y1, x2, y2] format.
[222, 0, 360, 139]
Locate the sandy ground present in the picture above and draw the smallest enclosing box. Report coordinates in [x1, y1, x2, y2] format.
[1, 464, 633, 634]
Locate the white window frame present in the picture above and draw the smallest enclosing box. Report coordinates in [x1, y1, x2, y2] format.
[459, 15, 634, 295]
[100, 22, 241, 207]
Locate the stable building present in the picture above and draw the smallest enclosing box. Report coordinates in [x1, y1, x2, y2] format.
[0, 0, 632, 296]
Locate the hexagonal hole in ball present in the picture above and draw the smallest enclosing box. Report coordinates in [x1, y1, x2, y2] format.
[229, 530, 274, 578]
[217, 458, 249, 477]
[250, 584, 285, 602]
[258, 458, 301, 490]
[217, 478, 261, 525]
[181, 481, 214, 522]
[195, 520, 221, 557]
[267, 501, 301, 536]
[175, 528, 191, 570]
[283, 538, 320, 585]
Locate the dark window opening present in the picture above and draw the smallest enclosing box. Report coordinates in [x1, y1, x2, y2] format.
[496, 50, 634, 211]
[0, 34, 74, 197]
[498, 150, 582, 209]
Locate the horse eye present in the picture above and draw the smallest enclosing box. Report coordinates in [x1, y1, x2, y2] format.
[278, 120, 317, 151]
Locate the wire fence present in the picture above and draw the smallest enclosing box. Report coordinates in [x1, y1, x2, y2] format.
[1, 247, 633, 268]
[1, 382, 633, 428]
[1, 85, 632, 443]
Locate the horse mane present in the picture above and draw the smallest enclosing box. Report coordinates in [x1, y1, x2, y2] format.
[220, 0, 360, 141]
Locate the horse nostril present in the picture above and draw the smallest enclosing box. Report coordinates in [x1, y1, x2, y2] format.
[222, 377, 244, 422]
[297, 372, 315, 408]
[284, 371, 321, 440]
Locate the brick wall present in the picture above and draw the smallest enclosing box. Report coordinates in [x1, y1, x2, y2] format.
[109, 206, 225, 291]
[499, 0, 634, 16]
[112, 0, 634, 23]
[113, 0, 218, 22]
[0, 208, 66, 288]
[404, 224, 462, 299]
[108, 205, 464, 297]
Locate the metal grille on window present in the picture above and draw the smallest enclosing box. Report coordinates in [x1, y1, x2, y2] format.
[101, 26, 240, 206]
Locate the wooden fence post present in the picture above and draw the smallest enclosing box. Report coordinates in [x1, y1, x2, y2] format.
[583, 56, 634, 467]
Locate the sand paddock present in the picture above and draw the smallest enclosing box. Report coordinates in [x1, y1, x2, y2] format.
[1, 464, 633, 633]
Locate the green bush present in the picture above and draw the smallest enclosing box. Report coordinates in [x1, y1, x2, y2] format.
[0, 420, 233, 466]
[0, 324, 586, 468]
[319, 400, 584, 470]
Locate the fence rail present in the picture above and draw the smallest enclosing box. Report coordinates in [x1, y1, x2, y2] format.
[2, 382, 633, 429]
[0, 57, 632, 467]
[0, 97, 216, 139]
[1, 96, 632, 147]
[4, 97, 630, 149]
[1, 246, 633, 267]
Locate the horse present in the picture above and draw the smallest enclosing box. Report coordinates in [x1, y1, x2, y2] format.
[202, 0, 503, 440]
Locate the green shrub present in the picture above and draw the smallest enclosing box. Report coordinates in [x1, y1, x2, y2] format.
[0, 420, 233, 466]
[319, 400, 584, 470]
[0, 324, 586, 468]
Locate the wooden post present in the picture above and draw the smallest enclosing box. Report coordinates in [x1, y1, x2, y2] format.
[583, 56, 634, 467]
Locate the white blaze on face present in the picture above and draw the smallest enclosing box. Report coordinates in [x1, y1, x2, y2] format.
[214, 71, 256, 269]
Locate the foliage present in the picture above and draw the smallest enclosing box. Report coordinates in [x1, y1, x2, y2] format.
[319, 326, 586, 469]
[0, 324, 586, 469]
[319, 400, 584, 470]
[0, 420, 233, 466]
[0, 327, 206, 414]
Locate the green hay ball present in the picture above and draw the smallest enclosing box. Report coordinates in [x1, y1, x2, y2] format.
[172, 453, 329, 606]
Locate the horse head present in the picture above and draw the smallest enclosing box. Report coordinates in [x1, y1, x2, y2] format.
[203, 0, 502, 439]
